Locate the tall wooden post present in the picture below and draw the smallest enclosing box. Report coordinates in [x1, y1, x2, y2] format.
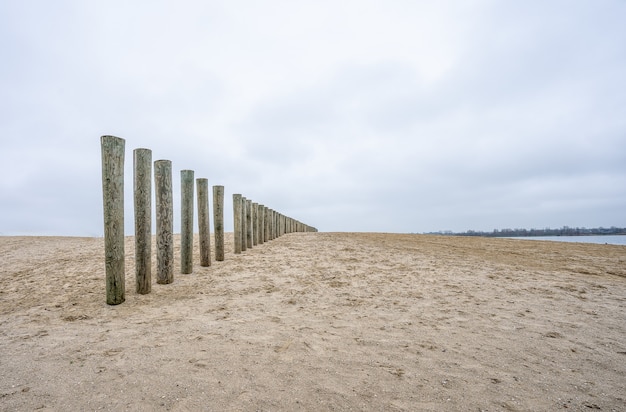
[272, 209, 277, 240]
[258, 204, 265, 244]
[101, 135, 125, 305]
[155, 160, 174, 284]
[264, 207, 269, 242]
[197, 178, 211, 267]
[213, 185, 224, 261]
[252, 202, 259, 246]
[233, 194, 242, 253]
[246, 198, 253, 249]
[133, 148, 151, 295]
[241, 197, 247, 252]
[181, 170, 194, 274]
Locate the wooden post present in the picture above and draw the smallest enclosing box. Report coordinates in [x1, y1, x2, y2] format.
[133, 148, 151, 295]
[181, 170, 194, 274]
[233, 194, 242, 253]
[252, 202, 259, 246]
[246, 198, 253, 249]
[101, 135, 125, 305]
[258, 204, 265, 244]
[213, 185, 225, 261]
[241, 197, 247, 252]
[264, 207, 269, 242]
[197, 178, 211, 267]
[155, 160, 174, 284]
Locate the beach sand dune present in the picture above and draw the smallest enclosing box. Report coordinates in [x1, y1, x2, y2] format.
[1, 233, 625, 411]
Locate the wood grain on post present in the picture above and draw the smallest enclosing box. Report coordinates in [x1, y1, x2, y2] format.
[273, 209, 277, 240]
[101, 135, 125, 305]
[258, 204, 265, 244]
[241, 197, 247, 252]
[213, 185, 225, 261]
[272, 210, 276, 240]
[264, 207, 269, 242]
[233, 194, 242, 253]
[197, 178, 211, 267]
[133, 148, 152, 295]
[180, 170, 194, 274]
[246, 198, 253, 249]
[155, 160, 174, 284]
[252, 202, 259, 246]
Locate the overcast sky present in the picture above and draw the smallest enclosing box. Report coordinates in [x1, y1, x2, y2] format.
[1, 0, 625, 236]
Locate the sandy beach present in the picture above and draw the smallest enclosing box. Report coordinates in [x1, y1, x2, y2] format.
[1, 232, 625, 411]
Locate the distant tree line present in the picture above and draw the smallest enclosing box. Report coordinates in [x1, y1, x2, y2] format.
[425, 226, 626, 238]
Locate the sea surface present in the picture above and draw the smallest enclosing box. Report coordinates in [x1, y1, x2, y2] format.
[502, 235, 626, 246]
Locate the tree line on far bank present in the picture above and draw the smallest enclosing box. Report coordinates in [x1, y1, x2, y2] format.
[425, 226, 626, 238]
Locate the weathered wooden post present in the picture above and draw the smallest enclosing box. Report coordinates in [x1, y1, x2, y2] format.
[233, 194, 243, 254]
[241, 197, 247, 252]
[181, 170, 194, 274]
[273, 210, 277, 239]
[101, 135, 125, 305]
[155, 160, 174, 284]
[258, 204, 265, 244]
[134, 148, 151, 295]
[197, 178, 211, 267]
[264, 206, 270, 242]
[213, 185, 225, 261]
[273, 209, 277, 240]
[246, 198, 253, 249]
[252, 202, 259, 246]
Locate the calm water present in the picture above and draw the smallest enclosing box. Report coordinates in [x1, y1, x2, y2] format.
[503, 235, 626, 246]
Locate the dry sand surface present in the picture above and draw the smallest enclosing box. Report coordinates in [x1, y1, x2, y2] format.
[1, 232, 625, 411]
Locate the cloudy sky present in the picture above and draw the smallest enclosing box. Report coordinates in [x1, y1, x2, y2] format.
[1, 0, 625, 236]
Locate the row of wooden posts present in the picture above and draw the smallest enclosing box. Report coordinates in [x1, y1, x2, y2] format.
[101, 135, 317, 306]
[232, 194, 316, 254]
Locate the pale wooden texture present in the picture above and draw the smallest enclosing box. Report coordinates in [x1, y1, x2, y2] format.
[180, 170, 194, 274]
[258, 204, 265, 244]
[213, 185, 225, 261]
[272, 210, 277, 240]
[133, 148, 151, 294]
[246, 199, 253, 249]
[241, 197, 247, 252]
[267, 209, 272, 241]
[101, 135, 125, 305]
[154, 160, 174, 284]
[264, 207, 269, 242]
[196, 178, 211, 267]
[252, 202, 259, 246]
[233, 194, 242, 254]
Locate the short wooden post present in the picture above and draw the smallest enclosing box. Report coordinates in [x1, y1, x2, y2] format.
[197, 178, 211, 267]
[233, 194, 242, 254]
[213, 185, 225, 261]
[101, 135, 125, 305]
[241, 197, 247, 252]
[133, 148, 152, 294]
[181, 170, 194, 274]
[246, 198, 253, 249]
[155, 160, 174, 284]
